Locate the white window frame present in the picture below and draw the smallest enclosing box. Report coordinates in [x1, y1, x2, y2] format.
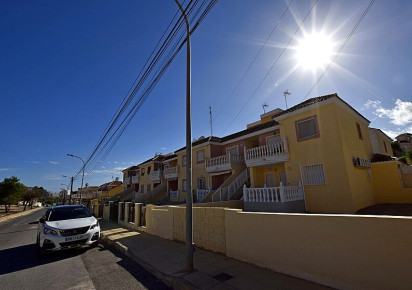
[296, 116, 319, 141]
[196, 150, 205, 163]
[182, 179, 187, 192]
[303, 164, 326, 185]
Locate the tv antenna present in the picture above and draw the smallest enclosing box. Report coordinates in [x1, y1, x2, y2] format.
[262, 103, 269, 114]
[209, 106, 213, 136]
[283, 90, 291, 109]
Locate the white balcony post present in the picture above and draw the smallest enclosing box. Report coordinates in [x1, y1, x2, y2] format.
[279, 182, 284, 202]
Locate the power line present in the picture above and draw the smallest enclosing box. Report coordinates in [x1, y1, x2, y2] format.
[76, 1, 219, 179]
[221, 0, 318, 134]
[303, 0, 376, 101]
[201, 0, 294, 136]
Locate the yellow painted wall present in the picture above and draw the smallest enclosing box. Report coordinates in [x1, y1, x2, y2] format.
[279, 103, 354, 213]
[145, 205, 174, 240]
[146, 205, 227, 254]
[139, 162, 153, 191]
[225, 209, 412, 290]
[277, 101, 375, 213]
[250, 165, 286, 187]
[371, 161, 412, 203]
[336, 105, 375, 212]
[176, 143, 211, 201]
[100, 185, 124, 197]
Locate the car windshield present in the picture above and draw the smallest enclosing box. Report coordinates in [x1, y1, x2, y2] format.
[48, 207, 92, 221]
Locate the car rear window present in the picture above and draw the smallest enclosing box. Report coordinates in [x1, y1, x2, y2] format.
[48, 207, 92, 221]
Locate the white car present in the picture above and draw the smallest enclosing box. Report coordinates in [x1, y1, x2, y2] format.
[36, 205, 100, 255]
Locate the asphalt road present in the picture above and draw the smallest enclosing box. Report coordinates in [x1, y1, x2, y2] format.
[0, 208, 169, 290]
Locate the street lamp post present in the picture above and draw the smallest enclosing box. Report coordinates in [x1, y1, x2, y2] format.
[174, 0, 193, 271]
[67, 154, 85, 204]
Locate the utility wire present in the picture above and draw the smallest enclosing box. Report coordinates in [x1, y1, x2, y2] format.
[202, 0, 294, 136]
[303, 0, 376, 100]
[221, 0, 318, 134]
[78, 1, 218, 179]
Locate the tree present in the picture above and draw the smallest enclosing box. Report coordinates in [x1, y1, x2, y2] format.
[22, 186, 46, 210]
[0, 177, 26, 213]
[391, 141, 403, 157]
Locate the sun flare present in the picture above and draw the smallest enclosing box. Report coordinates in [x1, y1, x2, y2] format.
[295, 33, 334, 71]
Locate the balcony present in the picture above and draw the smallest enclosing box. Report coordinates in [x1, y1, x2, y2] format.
[131, 175, 139, 184]
[205, 154, 244, 173]
[149, 170, 162, 182]
[245, 137, 289, 167]
[164, 166, 179, 179]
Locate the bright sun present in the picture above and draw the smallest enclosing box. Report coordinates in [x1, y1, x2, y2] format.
[295, 33, 334, 71]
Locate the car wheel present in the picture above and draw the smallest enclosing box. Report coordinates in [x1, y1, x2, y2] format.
[91, 240, 99, 248]
[36, 234, 46, 257]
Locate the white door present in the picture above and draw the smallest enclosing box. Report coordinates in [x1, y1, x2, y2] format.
[264, 173, 275, 187]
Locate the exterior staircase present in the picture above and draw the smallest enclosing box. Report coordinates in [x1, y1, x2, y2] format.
[137, 182, 167, 204]
[108, 186, 134, 202]
[211, 168, 249, 202]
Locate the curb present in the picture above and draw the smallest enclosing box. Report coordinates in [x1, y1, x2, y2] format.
[100, 232, 198, 290]
[0, 207, 43, 223]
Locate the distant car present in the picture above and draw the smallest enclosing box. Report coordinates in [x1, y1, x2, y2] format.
[36, 205, 100, 255]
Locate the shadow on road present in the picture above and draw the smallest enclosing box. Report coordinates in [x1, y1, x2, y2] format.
[0, 243, 85, 275]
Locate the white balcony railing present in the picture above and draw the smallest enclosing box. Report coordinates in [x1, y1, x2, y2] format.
[149, 170, 162, 182]
[243, 182, 303, 203]
[205, 154, 244, 172]
[196, 188, 211, 201]
[245, 137, 289, 166]
[170, 190, 179, 199]
[164, 166, 179, 179]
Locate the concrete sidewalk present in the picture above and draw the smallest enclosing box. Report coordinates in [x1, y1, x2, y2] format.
[99, 219, 330, 290]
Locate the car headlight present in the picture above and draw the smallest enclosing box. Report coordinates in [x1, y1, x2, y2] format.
[44, 227, 58, 235]
[90, 221, 99, 230]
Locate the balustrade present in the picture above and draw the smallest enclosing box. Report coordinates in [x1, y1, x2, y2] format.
[243, 182, 303, 203]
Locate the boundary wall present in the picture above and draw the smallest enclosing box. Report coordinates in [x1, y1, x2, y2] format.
[143, 205, 412, 290]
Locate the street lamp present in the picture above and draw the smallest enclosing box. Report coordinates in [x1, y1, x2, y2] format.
[67, 154, 85, 204]
[174, 0, 193, 272]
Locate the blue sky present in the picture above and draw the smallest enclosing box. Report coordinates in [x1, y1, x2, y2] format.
[1, 0, 412, 193]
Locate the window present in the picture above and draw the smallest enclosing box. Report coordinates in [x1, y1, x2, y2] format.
[196, 150, 205, 163]
[356, 123, 363, 140]
[182, 155, 187, 167]
[296, 116, 319, 141]
[182, 179, 187, 192]
[147, 166, 151, 174]
[197, 177, 206, 189]
[147, 184, 151, 193]
[226, 145, 239, 156]
[141, 168, 145, 176]
[140, 185, 144, 193]
[303, 164, 326, 185]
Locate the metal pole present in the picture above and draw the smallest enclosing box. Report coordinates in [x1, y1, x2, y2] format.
[67, 154, 86, 205]
[174, 0, 193, 272]
[70, 177, 74, 205]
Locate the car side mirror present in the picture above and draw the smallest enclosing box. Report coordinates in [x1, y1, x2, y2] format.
[39, 217, 45, 223]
